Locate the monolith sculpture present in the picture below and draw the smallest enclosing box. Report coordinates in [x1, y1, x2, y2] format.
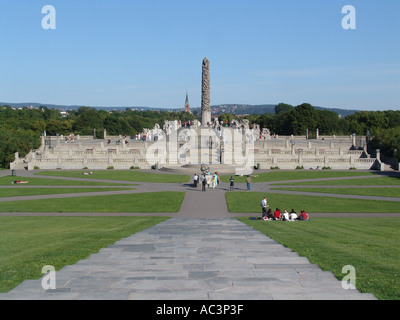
[201, 57, 211, 127]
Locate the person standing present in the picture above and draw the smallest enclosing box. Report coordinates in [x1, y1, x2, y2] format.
[229, 176, 234, 191]
[202, 175, 207, 192]
[261, 196, 268, 218]
[193, 173, 199, 188]
[213, 172, 218, 189]
[246, 175, 251, 191]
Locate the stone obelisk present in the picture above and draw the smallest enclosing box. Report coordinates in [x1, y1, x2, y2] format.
[201, 57, 211, 127]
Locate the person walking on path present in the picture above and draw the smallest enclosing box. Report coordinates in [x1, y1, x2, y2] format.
[246, 175, 251, 191]
[229, 176, 234, 191]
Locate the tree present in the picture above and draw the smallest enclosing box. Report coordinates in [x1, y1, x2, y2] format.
[275, 103, 293, 115]
[316, 110, 340, 135]
[0, 126, 41, 168]
[104, 116, 133, 136]
[42, 107, 63, 121]
[370, 127, 400, 161]
[31, 119, 46, 134]
[73, 108, 105, 134]
[218, 113, 235, 124]
[258, 113, 275, 132]
[46, 119, 73, 136]
[288, 103, 318, 135]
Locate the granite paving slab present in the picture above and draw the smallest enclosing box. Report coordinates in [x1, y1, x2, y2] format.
[0, 218, 376, 300]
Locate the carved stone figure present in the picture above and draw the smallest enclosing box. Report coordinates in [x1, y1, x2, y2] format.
[163, 120, 171, 135]
[261, 128, 271, 140]
[200, 164, 210, 174]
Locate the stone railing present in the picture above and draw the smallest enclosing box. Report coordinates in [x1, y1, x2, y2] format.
[10, 133, 377, 171]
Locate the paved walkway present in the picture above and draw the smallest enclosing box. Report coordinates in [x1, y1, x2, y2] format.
[2, 169, 398, 299]
[0, 218, 376, 300]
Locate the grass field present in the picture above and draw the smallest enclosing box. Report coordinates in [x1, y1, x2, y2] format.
[238, 217, 400, 300]
[0, 216, 169, 292]
[0, 175, 130, 186]
[36, 170, 191, 183]
[0, 187, 132, 198]
[273, 176, 400, 186]
[221, 170, 376, 183]
[0, 191, 185, 213]
[272, 187, 400, 198]
[226, 191, 400, 213]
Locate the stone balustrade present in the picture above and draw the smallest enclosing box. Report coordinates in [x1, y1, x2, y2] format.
[10, 131, 381, 171]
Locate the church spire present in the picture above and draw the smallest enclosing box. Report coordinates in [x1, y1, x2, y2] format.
[184, 91, 190, 113]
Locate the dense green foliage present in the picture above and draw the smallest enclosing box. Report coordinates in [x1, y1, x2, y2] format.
[0, 105, 197, 168]
[245, 103, 400, 139]
[1, 103, 399, 168]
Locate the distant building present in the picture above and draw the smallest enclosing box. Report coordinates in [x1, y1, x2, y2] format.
[184, 91, 190, 113]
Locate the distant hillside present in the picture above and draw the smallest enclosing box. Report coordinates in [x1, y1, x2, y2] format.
[314, 106, 360, 117]
[0, 102, 163, 112]
[209, 104, 359, 117]
[210, 104, 276, 115]
[1, 102, 360, 117]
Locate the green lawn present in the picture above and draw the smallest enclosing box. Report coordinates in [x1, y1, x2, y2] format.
[0, 175, 129, 186]
[36, 170, 190, 183]
[238, 217, 400, 300]
[0, 187, 132, 198]
[0, 191, 185, 213]
[0, 216, 169, 292]
[221, 170, 375, 183]
[226, 192, 400, 213]
[273, 176, 400, 186]
[272, 187, 400, 198]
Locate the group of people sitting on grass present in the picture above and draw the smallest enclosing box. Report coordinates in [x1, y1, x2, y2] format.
[261, 197, 310, 221]
[264, 208, 310, 221]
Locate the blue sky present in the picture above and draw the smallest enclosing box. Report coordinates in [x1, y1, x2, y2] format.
[1, 0, 399, 111]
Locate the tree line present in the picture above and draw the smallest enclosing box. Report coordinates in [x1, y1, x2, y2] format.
[237, 103, 400, 162]
[1, 103, 399, 168]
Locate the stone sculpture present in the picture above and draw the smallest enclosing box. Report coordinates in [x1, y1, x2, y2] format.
[201, 57, 211, 127]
